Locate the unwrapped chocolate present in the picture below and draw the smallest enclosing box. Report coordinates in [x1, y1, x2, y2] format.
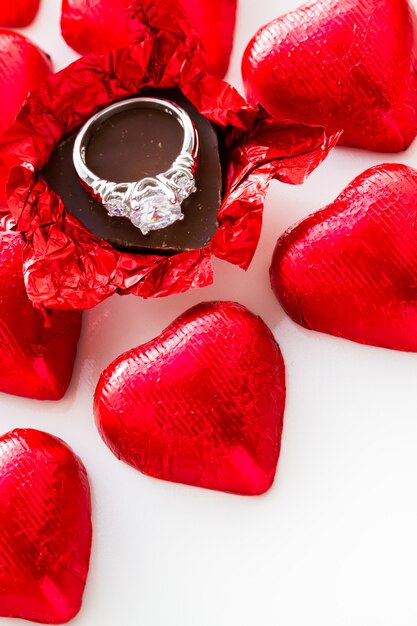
[94, 301, 286, 495]
[0, 1, 338, 309]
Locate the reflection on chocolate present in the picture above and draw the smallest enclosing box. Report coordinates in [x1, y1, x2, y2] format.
[42, 89, 222, 255]
[86, 107, 183, 183]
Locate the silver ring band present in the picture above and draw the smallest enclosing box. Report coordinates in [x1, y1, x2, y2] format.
[72, 97, 199, 235]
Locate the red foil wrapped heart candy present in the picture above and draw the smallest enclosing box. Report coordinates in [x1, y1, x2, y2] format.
[0, 0, 40, 27]
[242, 0, 417, 152]
[0, 230, 82, 399]
[0, 30, 52, 137]
[61, 0, 237, 78]
[94, 301, 286, 495]
[0, 428, 92, 624]
[271, 164, 417, 352]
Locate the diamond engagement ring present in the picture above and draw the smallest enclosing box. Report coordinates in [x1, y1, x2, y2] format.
[72, 97, 199, 235]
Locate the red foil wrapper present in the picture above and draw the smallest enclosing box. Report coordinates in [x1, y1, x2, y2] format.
[61, 0, 236, 78]
[94, 301, 286, 495]
[242, 0, 417, 152]
[271, 164, 417, 352]
[0, 428, 92, 624]
[0, 30, 51, 221]
[0, 230, 82, 399]
[0, 4, 338, 310]
[167, 0, 237, 78]
[0, 0, 40, 27]
[0, 29, 52, 137]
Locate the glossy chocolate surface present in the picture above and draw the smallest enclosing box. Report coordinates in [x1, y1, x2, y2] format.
[43, 89, 222, 254]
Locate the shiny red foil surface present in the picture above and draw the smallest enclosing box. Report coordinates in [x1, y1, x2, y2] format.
[242, 0, 417, 152]
[94, 301, 286, 495]
[271, 164, 417, 352]
[174, 0, 237, 78]
[0, 230, 82, 399]
[0, 1, 338, 310]
[60, 0, 133, 56]
[0, 0, 40, 27]
[0, 429, 92, 624]
[61, 0, 236, 78]
[0, 29, 52, 136]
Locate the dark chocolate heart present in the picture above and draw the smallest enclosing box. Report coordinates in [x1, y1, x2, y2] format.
[0, 231, 82, 399]
[43, 89, 222, 256]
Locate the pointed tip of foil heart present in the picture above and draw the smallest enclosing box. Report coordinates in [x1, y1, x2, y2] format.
[0, 428, 92, 624]
[94, 301, 286, 496]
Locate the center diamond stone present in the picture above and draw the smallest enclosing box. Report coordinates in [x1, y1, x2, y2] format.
[130, 193, 183, 235]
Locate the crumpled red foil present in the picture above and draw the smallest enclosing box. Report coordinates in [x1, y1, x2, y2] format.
[0, 0, 40, 27]
[0, 29, 52, 137]
[0, 230, 82, 399]
[0, 428, 92, 624]
[242, 0, 417, 152]
[171, 0, 237, 78]
[61, 0, 237, 78]
[0, 4, 338, 310]
[271, 163, 417, 352]
[0, 30, 52, 220]
[94, 301, 286, 495]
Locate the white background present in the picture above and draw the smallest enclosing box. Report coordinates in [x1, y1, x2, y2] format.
[4, 0, 417, 624]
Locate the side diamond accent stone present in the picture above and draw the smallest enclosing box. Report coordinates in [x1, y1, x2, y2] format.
[105, 200, 125, 217]
[103, 188, 129, 217]
[173, 173, 196, 202]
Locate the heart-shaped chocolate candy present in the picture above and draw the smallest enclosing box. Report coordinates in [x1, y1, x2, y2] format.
[242, 0, 417, 152]
[0, 429, 92, 624]
[271, 164, 417, 351]
[94, 301, 286, 495]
